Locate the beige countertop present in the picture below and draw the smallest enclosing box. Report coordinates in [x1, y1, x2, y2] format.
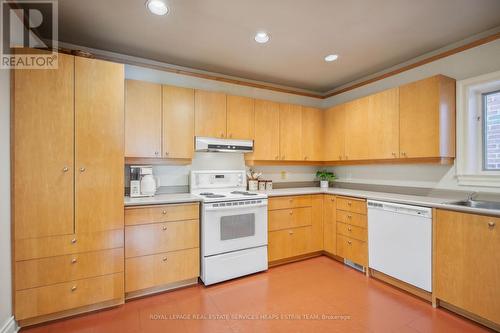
[124, 187, 500, 216]
[124, 193, 202, 207]
[261, 187, 500, 216]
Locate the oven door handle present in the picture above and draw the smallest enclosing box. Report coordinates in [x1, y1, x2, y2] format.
[204, 202, 268, 211]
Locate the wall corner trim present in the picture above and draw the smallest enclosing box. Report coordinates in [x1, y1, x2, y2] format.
[0, 317, 18, 333]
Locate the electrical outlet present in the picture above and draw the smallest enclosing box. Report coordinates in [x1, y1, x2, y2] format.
[280, 171, 287, 180]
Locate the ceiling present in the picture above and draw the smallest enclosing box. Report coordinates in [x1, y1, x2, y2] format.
[58, 0, 500, 93]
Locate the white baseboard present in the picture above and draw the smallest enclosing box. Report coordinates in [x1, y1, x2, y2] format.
[0, 317, 18, 333]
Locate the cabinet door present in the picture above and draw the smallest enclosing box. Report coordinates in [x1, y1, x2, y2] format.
[301, 107, 323, 161]
[124, 80, 162, 158]
[311, 195, 324, 252]
[13, 53, 75, 239]
[226, 95, 254, 140]
[323, 195, 336, 255]
[194, 90, 226, 138]
[163, 85, 195, 159]
[400, 75, 455, 158]
[249, 99, 280, 160]
[324, 104, 346, 161]
[435, 210, 500, 324]
[279, 104, 302, 161]
[345, 88, 399, 160]
[75, 57, 124, 233]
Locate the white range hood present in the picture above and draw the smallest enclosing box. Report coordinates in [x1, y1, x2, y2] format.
[195, 136, 253, 153]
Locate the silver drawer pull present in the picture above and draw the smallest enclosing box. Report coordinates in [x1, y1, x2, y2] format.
[71, 238, 77, 244]
[347, 240, 352, 245]
[162, 225, 167, 231]
[71, 285, 77, 292]
[162, 257, 168, 262]
[488, 221, 496, 228]
[71, 258, 77, 264]
[162, 210, 167, 215]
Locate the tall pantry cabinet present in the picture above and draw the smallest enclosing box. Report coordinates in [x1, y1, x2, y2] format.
[13, 53, 125, 325]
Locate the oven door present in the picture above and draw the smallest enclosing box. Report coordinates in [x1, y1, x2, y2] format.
[202, 200, 268, 257]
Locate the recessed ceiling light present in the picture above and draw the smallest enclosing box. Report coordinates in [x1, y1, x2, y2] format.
[324, 54, 339, 62]
[254, 32, 270, 44]
[146, 0, 169, 15]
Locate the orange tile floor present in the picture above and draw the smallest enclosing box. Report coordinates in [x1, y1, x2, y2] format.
[22, 256, 493, 333]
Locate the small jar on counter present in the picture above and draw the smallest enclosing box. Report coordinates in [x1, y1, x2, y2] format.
[265, 180, 273, 190]
[258, 180, 267, 191]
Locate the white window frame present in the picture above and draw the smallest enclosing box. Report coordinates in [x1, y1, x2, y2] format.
[456, 70, 500, 187]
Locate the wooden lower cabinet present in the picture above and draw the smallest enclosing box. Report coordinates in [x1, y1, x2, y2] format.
[268, 226, 313, 262]
[15, 248, 123, 290]
[434, 209, 499, 325]
[124, 203, 200, 296]
[323, 195, 336, 255]
[336, 197, 368, 267]
[125, 219, 199, 257]
[15, 273, 124, 321]
[336, 235, 368, 266]
[267, 195, 322, 263]
[126, 248, 199, 292]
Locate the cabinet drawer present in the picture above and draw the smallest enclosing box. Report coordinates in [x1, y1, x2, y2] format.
[268, 195, 311, 210]
[336, 210, 367, 228]
[125, 248, 199, 293]
[268, 207, 311, 231]
[336, 197, 367, 214]
[336, 222, 367, 242]
[15, 248, 123, 291]
[125, 203, 199, 226]
[15, 273, 124, 320]
[15, 229, 124, 261]
[125, 220, 199, 258]
[268, 226, 313, 262]
[336, 235, 367, 266]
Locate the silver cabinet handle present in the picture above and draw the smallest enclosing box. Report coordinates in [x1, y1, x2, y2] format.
[71, 258, 77, 264]
[347, 240, 352, 245]
[488, 221, 496, 228]
[71, 238, 77, 244]
[79, 167, 85, 172]
[71, 285, 77, 292]
[162, 225, 167, 231]
[162, 257, 168, 262]
[63, 166, 69, 172]
[162, 210, 167, 215]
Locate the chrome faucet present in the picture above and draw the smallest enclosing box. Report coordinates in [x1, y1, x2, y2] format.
[466, 192, 478, 202]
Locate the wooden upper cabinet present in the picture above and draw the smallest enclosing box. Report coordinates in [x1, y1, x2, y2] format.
[324, 104, 346, 161]
[301, 107, 323, 161]
[13, 53, 75, 240]
[345, 88, 399, 160]
[194, 90, 227, 138]
[125, 80, 162, 158]
[226, 95, 254, 140]
[75, 57, 124, 233]
[163, 85, 195, 159]
[435, 210, 499, 324]
[279, 103, 302, 161]
[248, 99, 280, 161]
[399, 75, 456, 158]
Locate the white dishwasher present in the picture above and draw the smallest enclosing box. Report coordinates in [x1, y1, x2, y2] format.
[367, 200, 432, 292]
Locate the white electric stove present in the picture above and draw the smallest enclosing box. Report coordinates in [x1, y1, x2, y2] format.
[190, 170, 268, 285]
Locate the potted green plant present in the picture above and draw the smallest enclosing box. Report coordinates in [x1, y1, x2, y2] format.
[316, 170, 336, 188]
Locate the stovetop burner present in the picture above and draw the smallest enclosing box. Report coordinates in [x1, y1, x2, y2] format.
[205, 194, 226, 198]
[199, 192, 214, 196]
[230, 191, 258, 196]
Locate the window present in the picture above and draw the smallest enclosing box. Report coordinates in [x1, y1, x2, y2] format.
[456, 70, 500, 187]
[483, 90, 500, 170]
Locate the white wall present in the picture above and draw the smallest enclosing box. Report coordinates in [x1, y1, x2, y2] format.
[323, 39, 500, 193]
[0, 69, 13, 329]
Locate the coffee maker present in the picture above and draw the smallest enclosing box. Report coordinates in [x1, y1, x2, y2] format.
[129, 165, 158, 197]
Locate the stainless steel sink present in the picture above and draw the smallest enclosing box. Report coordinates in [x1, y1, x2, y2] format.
[445, 200, 500, 210]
